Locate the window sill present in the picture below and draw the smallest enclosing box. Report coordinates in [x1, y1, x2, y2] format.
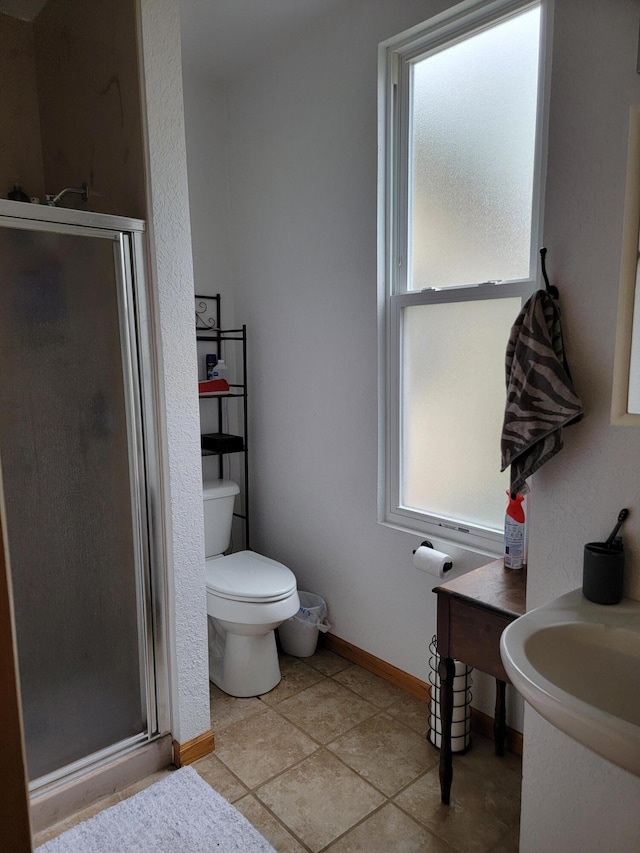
[378, 516, 503, 562]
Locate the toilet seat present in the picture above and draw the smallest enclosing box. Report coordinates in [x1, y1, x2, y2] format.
[205, 550, 297, 603]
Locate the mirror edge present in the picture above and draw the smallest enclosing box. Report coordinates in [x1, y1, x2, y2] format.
[611, 104, 640, 426]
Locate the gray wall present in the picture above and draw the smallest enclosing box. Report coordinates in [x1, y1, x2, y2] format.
[228, 0, 491, 670]
[141, 0, 210, 745]
[521, 1, 640, 849]
[183, 0, 519, 719]
[183, 0, 640, 844]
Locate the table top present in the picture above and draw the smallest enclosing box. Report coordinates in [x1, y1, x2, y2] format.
[433, 559, 527, 619]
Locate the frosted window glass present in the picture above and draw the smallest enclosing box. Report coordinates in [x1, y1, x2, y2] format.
[409, 6, 541, 289]
[401, 298, 520, 529]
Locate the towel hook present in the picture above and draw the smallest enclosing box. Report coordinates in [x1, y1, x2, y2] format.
[540, 247, 559, 298]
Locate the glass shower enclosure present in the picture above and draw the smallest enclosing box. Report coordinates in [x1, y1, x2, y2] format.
[0, 201, 165, 788]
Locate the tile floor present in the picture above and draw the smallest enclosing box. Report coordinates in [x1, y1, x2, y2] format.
[34, 648, 522, 852]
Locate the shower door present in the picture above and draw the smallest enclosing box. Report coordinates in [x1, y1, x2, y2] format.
[0, 205, 162, 785]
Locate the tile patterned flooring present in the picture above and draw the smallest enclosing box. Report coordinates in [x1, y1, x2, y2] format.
[34, 648, 522, 852]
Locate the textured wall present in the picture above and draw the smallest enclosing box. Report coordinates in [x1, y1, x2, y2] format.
[182, 2, 640, 806]
[139, 0, 209, 745]
[187, 0, 520, 730]
[520, 0, 640, 849]
[181, 70, 236, 313]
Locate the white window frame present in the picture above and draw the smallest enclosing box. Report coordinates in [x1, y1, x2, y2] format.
[377, 0, 551, 554]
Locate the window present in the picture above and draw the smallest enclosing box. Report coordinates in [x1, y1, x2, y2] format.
[379, 0, 546, 552]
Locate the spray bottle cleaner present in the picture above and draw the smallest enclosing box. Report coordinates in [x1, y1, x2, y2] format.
[504, 492, 526, 570]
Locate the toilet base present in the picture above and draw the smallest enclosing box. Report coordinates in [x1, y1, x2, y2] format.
[208, 618, 282, 697]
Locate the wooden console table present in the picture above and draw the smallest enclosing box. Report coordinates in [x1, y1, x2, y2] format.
[434, 559, 526, 804]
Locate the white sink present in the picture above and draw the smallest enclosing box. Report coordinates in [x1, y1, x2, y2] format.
[500, 589, 640, 775]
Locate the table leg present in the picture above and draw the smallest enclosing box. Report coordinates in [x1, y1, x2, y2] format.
[494, 679, 506, 757]
[438, 656, 455, 805]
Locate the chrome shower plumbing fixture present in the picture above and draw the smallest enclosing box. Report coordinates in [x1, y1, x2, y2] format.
[46, 182, 89, 206]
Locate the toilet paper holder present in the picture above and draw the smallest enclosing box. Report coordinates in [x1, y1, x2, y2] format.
[413, 540, 434, 555]
[413, 540, 453, 573]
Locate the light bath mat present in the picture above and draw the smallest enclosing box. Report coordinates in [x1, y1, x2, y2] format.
[37, 766, 275, 852]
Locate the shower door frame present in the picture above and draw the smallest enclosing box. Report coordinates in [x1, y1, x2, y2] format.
[0, 200, 170, 792]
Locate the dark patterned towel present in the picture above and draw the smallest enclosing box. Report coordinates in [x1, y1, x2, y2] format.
[500, 289, 584, 494]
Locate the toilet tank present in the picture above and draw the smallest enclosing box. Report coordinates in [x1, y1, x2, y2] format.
[202, 479, 240, 557]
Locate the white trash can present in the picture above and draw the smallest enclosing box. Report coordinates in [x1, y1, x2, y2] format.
[278, 592, 330, 657]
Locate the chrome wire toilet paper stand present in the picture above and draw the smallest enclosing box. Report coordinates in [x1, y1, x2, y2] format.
[427, 636, 473, 754]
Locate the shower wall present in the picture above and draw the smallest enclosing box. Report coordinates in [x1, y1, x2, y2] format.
[0, 0, 146, 218]
[0, 15, 45, 200]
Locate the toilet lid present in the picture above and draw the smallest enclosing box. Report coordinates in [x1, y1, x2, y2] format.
[205, 551, 297, 602]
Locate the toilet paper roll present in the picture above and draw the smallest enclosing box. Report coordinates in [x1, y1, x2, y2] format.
[413, 545, 453, 577]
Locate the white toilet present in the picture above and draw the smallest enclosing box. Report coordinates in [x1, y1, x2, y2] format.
[203, 479, 299, 697]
